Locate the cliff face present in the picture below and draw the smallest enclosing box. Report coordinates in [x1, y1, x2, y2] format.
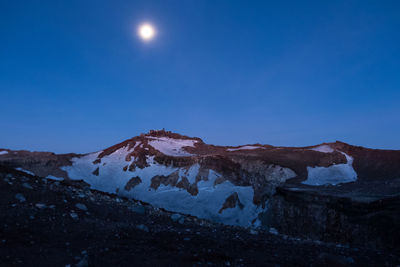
[1, 131, 400, 247]
[264, 181, 400, 249]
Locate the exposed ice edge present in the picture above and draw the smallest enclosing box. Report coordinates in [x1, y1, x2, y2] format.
[303, 145, 357, 186]
[61, 146, 280, 227]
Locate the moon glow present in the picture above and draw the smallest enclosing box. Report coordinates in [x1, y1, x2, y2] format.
[138, 23, 156, 41]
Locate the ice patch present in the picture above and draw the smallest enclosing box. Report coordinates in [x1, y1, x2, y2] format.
[303, 152, 357, 186]
[227, 146, 264, 152]
[147, 137, 197, 157]
[0, 151, 8, 155]
[310, 145, 334, 153]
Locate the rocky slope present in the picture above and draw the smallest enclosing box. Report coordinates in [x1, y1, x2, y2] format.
[1, 130, 400, 250]
[1, 166, 399, 266]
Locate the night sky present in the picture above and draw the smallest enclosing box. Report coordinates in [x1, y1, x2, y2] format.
[1, 1, 399, 153]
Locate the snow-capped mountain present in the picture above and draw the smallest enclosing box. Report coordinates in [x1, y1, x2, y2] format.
[1, 129, 400, 227]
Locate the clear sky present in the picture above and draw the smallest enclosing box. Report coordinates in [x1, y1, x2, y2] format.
[1, 0, 399, 153]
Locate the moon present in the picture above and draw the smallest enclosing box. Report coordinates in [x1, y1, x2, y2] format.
[138, 23, 156, 41]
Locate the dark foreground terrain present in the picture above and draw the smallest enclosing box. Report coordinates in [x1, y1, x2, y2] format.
[0, 166, 399, 267]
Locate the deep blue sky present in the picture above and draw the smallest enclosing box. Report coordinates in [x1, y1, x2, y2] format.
[1, 1, 399, 153]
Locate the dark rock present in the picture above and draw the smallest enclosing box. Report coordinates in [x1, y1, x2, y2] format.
[15, 193, 26, 202]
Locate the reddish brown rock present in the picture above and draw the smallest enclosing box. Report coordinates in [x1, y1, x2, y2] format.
[92, 167, 99, 176]
[219, 192, 242, 214]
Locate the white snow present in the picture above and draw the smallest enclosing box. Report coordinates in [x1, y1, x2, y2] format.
[15, 168, 35, 176]
[147, 137, 197, 157]
[227, 146, 263, 152]
[62, 147, 266, 227]
[132, 142, 141, 150]
[46, 175, 64, 181]
[302, 152, 357, 186]
[0, 151, 8, 155]
[310, 145, 334, 153]
[179, 164, 200, 184]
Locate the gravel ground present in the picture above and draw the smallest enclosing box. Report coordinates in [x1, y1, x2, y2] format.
[0, 167, 399, 267]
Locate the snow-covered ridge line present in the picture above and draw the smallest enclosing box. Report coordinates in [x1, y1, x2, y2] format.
[227, 146, 264, 152]
[147, 136, 197, 157]
[310, 145, 334, 153]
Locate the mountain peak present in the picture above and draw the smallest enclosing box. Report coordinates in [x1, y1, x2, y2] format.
[141, 129, 203, 143]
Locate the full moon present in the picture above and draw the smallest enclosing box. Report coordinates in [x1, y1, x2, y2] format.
[138, 23, 156, 41]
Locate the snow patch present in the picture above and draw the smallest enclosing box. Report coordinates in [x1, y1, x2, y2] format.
[62, 150, 265, 227]
[132, 142, 141, 151]
[180, 164, 200, 184]
[302, 152, 357, 186]
[0, 151, 8, 155]
[310, 145, 334, 153]
[15, 168, 35, 176]
[227, 146, 264, 152]
[147, 137, 197, 157]
[46, 175, 64, 181]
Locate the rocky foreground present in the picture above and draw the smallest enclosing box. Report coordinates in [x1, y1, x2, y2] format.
[1, 166, 399, 266]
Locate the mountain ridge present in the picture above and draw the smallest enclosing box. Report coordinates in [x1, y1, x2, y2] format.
[1, 129, 400, 249]
[1, 130, 400, 227]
